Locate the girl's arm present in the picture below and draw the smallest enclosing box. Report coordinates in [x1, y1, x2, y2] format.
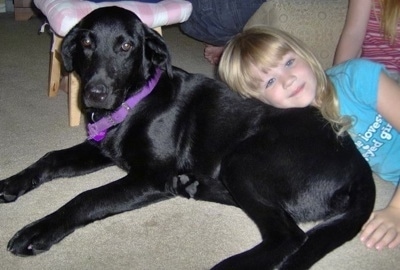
[360, 72, 400, 250]
[333, 0, 372, 65]
[361, 187, 400, 249]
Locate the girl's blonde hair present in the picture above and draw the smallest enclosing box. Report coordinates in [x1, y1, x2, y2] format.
[377, 0, 400, 44]
[218, 26, 351, 135]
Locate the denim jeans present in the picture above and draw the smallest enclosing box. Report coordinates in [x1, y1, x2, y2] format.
[180, 0, 265, 46]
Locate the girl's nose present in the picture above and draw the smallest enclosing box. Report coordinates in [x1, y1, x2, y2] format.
[283, 74, 296, 89]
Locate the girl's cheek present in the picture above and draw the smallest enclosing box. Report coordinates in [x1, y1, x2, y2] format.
[255, 92, 268, 104]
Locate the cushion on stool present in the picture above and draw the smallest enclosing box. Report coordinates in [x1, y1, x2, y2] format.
[33, 0, 193, 36]
[90, 0, 162, 3]
[87, 0, 162, 3]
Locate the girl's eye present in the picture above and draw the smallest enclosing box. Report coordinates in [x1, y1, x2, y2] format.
[121, 42, 132, 51]
[285, 58, 295, 67]
[81, 37, 92, 47]
[266, 78, 276, 88]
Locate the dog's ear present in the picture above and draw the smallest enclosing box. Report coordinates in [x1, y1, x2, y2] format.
[61, 26, 80, 72]
[143, 26, 173, 77]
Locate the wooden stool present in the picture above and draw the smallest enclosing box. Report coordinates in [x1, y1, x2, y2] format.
[33, 0, 193, 126]
[14, 0, 36, 21]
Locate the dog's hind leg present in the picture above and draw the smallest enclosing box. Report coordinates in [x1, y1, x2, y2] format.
[167, 174, 306, 270]
[279, 173, 376, 270]
[211, 203, 307, 270]
[208, 145, 317, 269]
[0, 141, 113, 203]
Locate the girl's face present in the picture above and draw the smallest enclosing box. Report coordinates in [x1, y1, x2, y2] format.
[252, 51, 317, 108]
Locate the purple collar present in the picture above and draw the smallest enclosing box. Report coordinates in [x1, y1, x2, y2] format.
[87, 68, 162, 141]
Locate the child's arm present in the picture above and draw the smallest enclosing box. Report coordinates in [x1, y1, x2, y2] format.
[333, 0, 371, 65]
[360, 72, 400, 250]
[360, 187, 400, 249]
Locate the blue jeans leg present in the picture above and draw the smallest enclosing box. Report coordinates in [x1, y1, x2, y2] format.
[180, 0, 265, 46]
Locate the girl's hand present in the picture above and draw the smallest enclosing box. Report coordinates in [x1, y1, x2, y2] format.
[360, 206, 400, 250]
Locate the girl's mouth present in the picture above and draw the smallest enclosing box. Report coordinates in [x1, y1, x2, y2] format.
[289, 84, 304, 97]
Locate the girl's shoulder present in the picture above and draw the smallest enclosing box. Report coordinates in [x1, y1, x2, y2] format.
[327, 58, 384, 77]
[327, 59, 386, 104]
[327, 59, 385, 92]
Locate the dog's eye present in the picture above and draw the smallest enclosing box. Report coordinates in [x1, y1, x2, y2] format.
[121, 42, 132, 51]
[81, 38, 92, 48]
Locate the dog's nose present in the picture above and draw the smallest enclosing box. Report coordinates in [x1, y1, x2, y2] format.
[85, 84, 108, 103]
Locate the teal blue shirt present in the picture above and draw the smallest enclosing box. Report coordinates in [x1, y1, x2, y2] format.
[327, 59, 400, 185]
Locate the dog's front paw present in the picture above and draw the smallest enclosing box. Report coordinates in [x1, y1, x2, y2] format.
[0, 184, 18, 203]
[8, 217, 66, 256]
[0, 176, 32, 203]
[168, 174, 199, 198]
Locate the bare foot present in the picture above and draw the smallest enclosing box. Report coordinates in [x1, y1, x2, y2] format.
[204, 44, 224, 65]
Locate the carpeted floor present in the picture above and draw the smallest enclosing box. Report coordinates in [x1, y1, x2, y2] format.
[0, 11, 399, 270]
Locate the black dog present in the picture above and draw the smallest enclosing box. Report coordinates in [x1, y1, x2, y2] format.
[0, 7, 375, 270]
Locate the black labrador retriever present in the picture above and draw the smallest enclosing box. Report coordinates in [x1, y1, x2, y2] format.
[0, 7, 375, 270]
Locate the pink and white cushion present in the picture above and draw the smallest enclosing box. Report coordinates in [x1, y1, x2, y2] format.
[33, 0, 193, 36]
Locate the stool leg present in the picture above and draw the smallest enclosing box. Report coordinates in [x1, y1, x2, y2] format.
[68, 72, 82, 127]
[49, 35, 63, 97]
[14, 8, 35, 21]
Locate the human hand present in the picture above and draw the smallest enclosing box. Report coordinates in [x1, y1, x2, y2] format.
[360, 206, 400, 250]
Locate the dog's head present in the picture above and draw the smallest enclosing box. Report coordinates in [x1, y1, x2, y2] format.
[61, 6, 172, 111]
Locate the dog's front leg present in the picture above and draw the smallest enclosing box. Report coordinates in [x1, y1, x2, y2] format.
[0, 141, 112, 203]
[7, 174, 172, 256]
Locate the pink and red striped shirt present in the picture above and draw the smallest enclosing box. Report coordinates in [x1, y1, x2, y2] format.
[361, 0, 400, 73]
